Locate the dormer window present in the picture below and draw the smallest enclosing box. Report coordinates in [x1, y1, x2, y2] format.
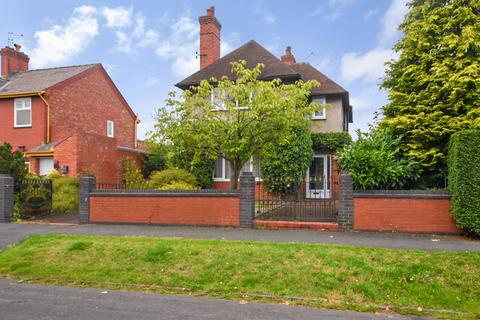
[312, 96, 326, 120]
[14, 98, 32, 127]
[107, 120, 114, 137]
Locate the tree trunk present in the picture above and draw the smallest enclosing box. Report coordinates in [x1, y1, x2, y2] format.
[229, 160, 242, 190]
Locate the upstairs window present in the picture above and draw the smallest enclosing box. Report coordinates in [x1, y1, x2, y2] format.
[312, 96, 326, 120]
[210, 88, 226, 110]
[14, 98, 32, 127]
[107, 120, 114, 138]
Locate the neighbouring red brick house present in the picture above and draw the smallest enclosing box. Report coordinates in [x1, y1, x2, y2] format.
[0, 44, 143, 181]
[176, 7, 353, 199]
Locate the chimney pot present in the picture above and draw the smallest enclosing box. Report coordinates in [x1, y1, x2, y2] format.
[207, 6, 215, 16]
[281, 46, 296, 65]
[1, 43, 29, 78]
[199, 7, 221, 69]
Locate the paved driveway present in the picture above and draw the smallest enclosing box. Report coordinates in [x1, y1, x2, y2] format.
[1, 223, 479, 252]
[0, 279, 431, 320]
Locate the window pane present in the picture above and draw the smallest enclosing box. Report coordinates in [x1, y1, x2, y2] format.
[214, 157, 223, 178]
[224, 160, 230, 179]
[240, 159, 251, 173]
[16, 109, 31, 126]
[252, 157, 262, 178]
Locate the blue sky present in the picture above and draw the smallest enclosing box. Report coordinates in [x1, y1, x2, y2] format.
[1, 0, 408, 138]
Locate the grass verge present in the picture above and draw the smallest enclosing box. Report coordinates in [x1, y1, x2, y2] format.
[0, 234, 479, 319]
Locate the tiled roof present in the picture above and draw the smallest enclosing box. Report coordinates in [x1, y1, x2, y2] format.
[289, 63, 347, 95]
[176, 40, 300, 89]
[0, 64, 98, 95]
[175, 40, 348, 96]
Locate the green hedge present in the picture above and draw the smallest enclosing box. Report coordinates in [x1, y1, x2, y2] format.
[311, 132, 351, 152]
[448, 130, 480, 236]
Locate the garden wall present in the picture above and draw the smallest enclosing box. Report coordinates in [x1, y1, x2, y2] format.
[89, 191, 241, 226]
[80, 173, 256, 227]
[353, 191, 461, 234]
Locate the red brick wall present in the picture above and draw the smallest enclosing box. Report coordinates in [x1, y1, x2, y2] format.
[47, 65, 136, 148]
[0, 96, 46, 150]
[90, 195, 240, 226]
[52, 132, 142, 181]
[354, 197, 462, 233]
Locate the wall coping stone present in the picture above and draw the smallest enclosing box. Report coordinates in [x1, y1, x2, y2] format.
[354, 190, 450, 199]
[91, 189, 241, 197]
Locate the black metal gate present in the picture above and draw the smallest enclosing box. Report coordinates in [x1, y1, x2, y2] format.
[19, 179, 53, 218]
[255, 175, 338, 222]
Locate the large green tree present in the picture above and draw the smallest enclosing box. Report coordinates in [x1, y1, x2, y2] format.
[0, 143, 27, 184]
[152, 61, 320, 189]
[380, 0, 480, 181]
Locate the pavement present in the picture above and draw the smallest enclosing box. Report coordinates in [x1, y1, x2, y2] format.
[0, 279, 431, 320]
[1, 222, 479, 252]
[1, 222, 476, 319]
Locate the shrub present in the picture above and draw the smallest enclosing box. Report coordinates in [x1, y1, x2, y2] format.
[157, 182, 198, 190]
[448, 130, 480, 236]
[338, 129, 421, 190]
[0, 142, 27, 187]
[262, 125, 313, 195]
[123, 158, 147, 189]
[144, 143, 167, 176]
[311, 132, 352, 152]
[148, 168, 197, 189]
[48, 171, 79, 213]
[169, 147, 215, 189]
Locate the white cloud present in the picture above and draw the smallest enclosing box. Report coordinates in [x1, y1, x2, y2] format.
[379, 0, 408, 45]
[340, 47, 397, 83]
[312, 0, 353, 20]
[102, 6, 133, 29]
[155, 15, 199, 77]
[339, 0, 407, 84]
[264, 13, 276, 25]
[30, 6, 99, 68]
[363, 8, 380, 21]
[113, 13, 159, 54]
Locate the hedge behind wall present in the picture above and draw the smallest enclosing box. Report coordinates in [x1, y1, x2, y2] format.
[311, 132, 351, 152]
[448, 130, 480, 236]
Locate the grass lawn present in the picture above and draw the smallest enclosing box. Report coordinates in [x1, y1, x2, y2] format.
[0, 235, 479, 319]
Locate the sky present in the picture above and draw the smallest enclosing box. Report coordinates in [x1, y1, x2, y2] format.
[1, 0, 409, 139]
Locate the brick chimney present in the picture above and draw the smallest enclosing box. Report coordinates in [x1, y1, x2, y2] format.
[281, 46, 296, 65]
[199, 6, 221, 69]
[1, 44, 29, 78]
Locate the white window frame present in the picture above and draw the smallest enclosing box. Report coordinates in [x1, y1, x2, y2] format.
[213, 157, 262, 182]
[312, 96, 327, 120]
[14, 98, 32, 127]
[213, 157, 230, 181]
[210, 88, 226, 111]
[107, 120, 114, 138]
[25, 161, 31, 172]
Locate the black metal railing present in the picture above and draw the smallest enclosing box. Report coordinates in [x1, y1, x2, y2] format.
[255, 175, 338, 222]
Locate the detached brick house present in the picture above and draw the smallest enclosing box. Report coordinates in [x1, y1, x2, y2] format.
[176, 7, 353, 198]
[0, 44, 142, 181]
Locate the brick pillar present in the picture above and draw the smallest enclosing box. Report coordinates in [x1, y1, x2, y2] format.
[79, 174, 96, 224]
[338, 172, 354, 231]
[0, 174, 14, 223]
[239, 172, 255, 228]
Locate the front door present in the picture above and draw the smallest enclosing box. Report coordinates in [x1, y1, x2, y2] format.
[39, 157, 54, 176]
[306, 155, 331, 199]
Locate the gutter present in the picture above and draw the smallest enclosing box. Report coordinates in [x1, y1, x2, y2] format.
[0, 90, 51, 144]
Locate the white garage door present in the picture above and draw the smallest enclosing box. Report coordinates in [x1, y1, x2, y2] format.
[39, 157, 54, 176]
